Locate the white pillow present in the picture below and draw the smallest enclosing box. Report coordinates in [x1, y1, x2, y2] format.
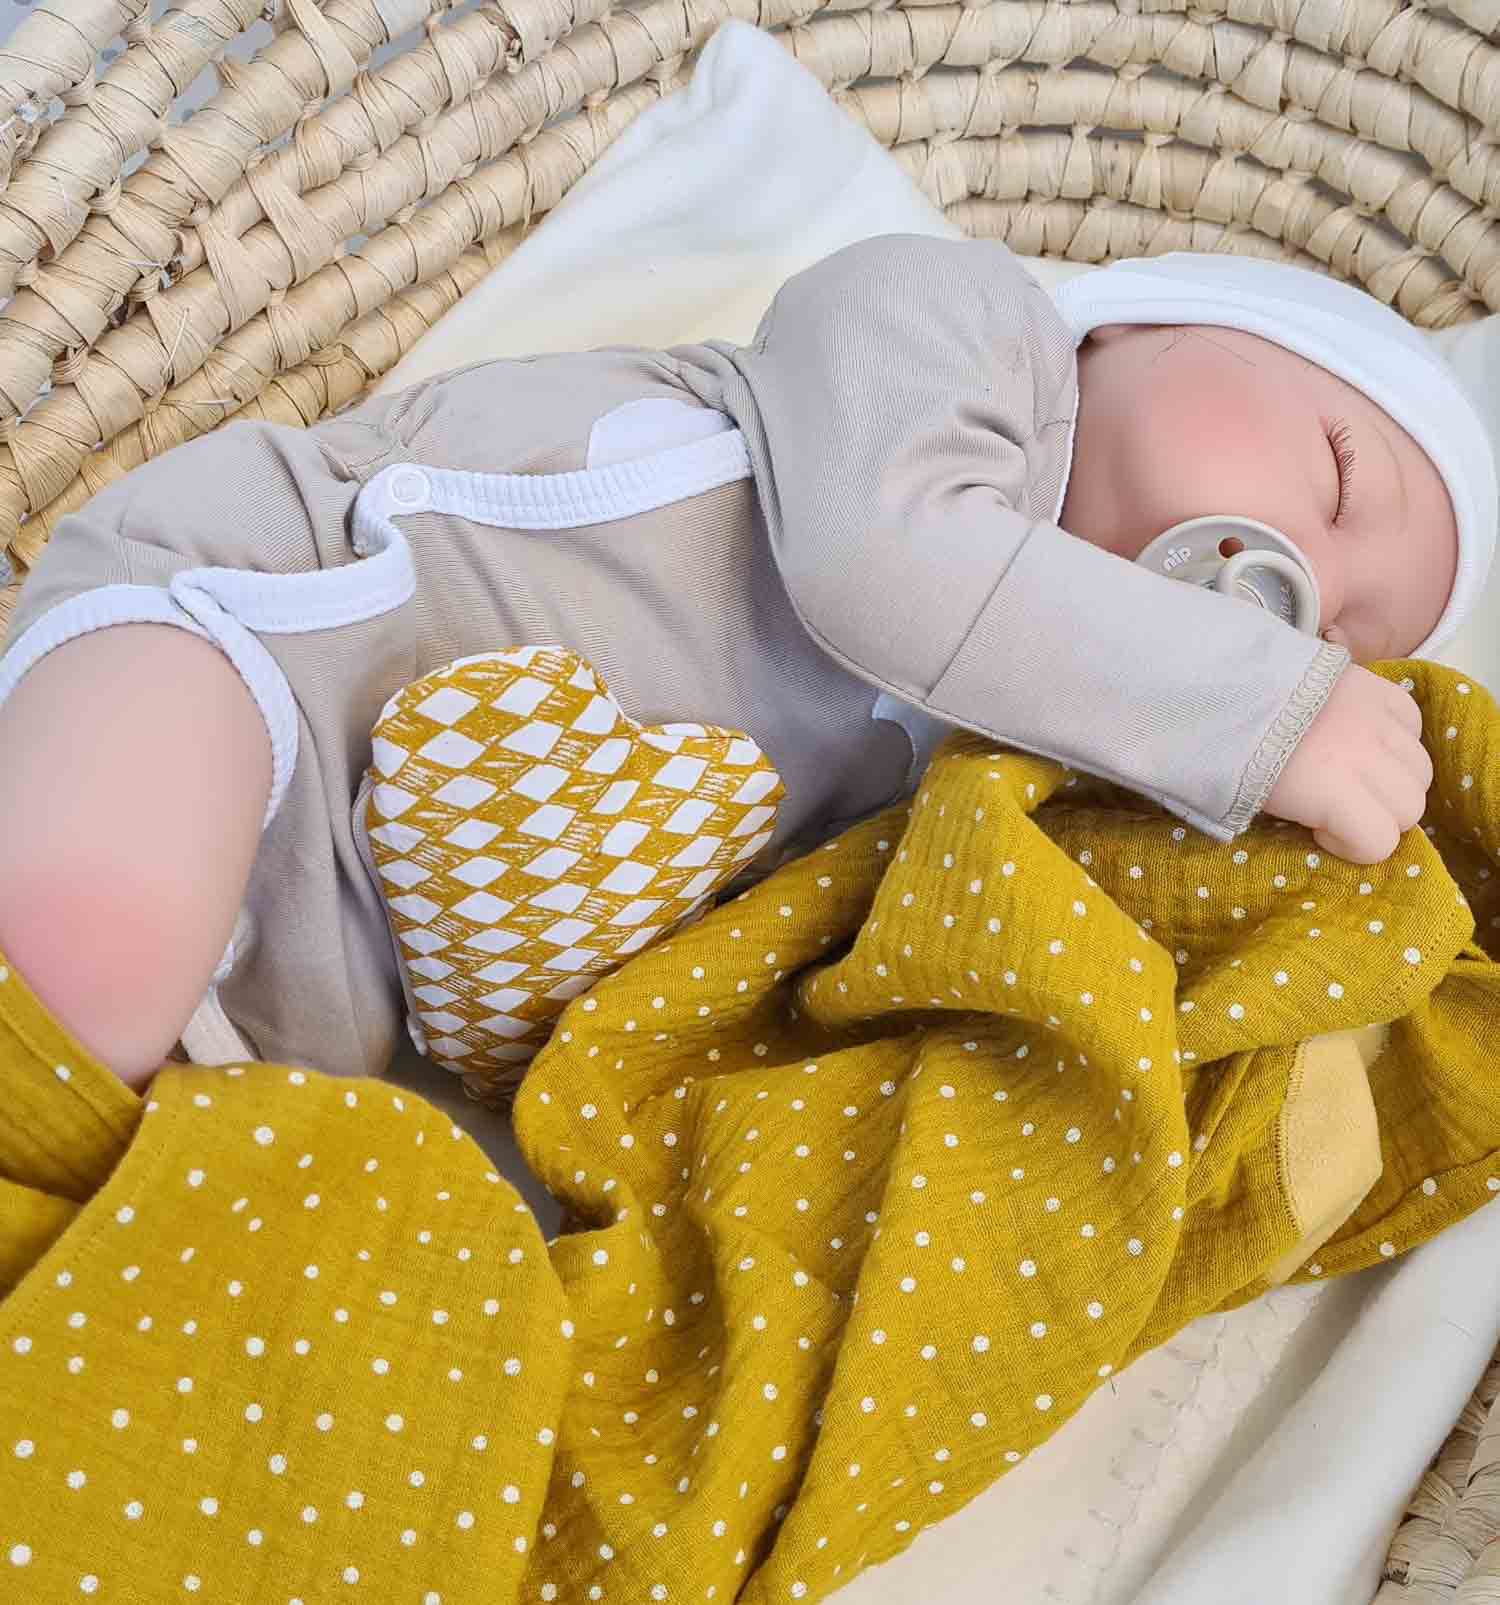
[377, 20, 1090, 377]
[379, 19, 1500, 685]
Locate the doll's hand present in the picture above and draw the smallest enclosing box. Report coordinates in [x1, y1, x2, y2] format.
[1263, 665, 1432, 865]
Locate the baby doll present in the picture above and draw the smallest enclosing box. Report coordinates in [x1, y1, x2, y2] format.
[0, 234, 1493, 1092]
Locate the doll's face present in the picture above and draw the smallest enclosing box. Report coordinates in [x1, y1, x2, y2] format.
[1059, 323, 1459, 662]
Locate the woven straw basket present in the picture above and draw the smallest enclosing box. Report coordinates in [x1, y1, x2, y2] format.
[2, 0, 1500, 1593]
[4, 0, 1500, 640]
[1380, 1356, 1500, 1602]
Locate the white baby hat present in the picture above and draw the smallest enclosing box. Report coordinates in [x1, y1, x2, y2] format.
[1053, 253, 1499, 658]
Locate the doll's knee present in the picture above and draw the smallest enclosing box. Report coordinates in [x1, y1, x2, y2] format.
[0, 623, 274, 1086]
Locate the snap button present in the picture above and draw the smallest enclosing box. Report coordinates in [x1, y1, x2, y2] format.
[387, 466, 429, 509]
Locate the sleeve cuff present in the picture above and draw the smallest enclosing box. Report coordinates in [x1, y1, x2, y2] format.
[1221, 639, 1350, 835]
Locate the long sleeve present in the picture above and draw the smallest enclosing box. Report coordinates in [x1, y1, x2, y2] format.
[694, 234, 1350, 839]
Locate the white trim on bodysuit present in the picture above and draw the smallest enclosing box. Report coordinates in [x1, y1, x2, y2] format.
[0, 423, 757, 830]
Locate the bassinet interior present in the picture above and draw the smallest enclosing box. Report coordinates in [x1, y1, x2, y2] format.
[2, 0, 1500, 1593]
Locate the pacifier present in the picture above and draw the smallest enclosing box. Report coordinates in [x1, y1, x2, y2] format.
[1134, 516, 1322, 637]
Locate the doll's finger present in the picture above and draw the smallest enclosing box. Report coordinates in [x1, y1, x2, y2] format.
[1313, 793, 1402, 866]
[1386, 683, 1424, 736]
[1376, 728, 1433, 794]
[1359, 756, 1427, 834]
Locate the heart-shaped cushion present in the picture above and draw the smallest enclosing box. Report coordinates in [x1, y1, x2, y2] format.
[356, 646, 784, 1101]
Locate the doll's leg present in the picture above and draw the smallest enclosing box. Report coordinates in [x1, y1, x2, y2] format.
[0, 624, 272, 1090]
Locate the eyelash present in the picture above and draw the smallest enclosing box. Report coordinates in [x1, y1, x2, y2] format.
[1327, 418, 1358, 526]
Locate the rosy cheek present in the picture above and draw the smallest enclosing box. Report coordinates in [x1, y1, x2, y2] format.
[1173, 405, 1260, 472]
[1135, 415, 1243, 522]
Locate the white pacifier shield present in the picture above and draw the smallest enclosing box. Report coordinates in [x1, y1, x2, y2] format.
[1134, 516, 1322, 637]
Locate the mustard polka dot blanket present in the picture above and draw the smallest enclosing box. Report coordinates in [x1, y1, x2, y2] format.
[2, 661, 1498, 1604]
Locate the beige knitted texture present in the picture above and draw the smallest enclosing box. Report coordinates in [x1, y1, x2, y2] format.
[1, 0, 1499, 635]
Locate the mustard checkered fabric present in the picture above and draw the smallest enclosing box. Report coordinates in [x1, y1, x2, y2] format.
[360, 647, 783, 1099]
[3, 662, 1499, 1604]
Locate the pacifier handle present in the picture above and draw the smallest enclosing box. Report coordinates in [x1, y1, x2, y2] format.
[1216, 549, 1322, 636]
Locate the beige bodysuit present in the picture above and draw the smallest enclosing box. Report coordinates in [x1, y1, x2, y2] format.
[0, 234, 1347, 1079]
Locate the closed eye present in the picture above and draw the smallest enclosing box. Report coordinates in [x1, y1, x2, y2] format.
[1326, 417, 1358, 527]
